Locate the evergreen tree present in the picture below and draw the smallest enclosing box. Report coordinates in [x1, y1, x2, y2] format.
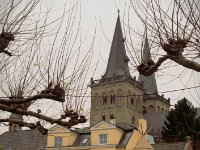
[162, 98, 199, 142]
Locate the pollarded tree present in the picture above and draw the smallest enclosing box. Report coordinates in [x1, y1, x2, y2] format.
[162, 98, 200, 142]
[0, 0, 94, 134]
[128, 0, 200, 76]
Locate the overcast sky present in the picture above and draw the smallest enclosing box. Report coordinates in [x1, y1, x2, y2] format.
[0, 0, 199, 134]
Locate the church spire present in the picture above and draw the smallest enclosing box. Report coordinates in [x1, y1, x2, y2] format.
[104, 12, 131, 78]
[138, 30, 158, 94]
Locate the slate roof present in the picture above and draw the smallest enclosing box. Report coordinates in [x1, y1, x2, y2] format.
[104, 13, 131, 78]
[73, 127, 90, 134]
[143, 112, 168, 137]
[117, 131, 132, 147]
[138, 32, 158, 94]
[0, 129, 47, 150]
[73, 134, 91, 146]
[70, 127, 90, 147]
[152, 142, 185, 150]
[116, 123, 137, 131]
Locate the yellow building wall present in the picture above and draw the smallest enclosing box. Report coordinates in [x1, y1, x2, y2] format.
[126, 130, 142, 149]
[91, 128, 123, 145]
[46, 126, 78, 147]
[91, 123, 123, 147]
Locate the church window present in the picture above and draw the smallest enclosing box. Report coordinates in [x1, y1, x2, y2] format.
[136, 100, 139, 108]
[132, 116, 135, 125]
[110, 114, 116, 124]
[102, 115, 106, 121]
[157, 106, 160, 113]
[99, 134, 107, 144]
[131, 97, 134, 105]
[103, 96, 107, 105]
[111, 94, 115, 104]
[142, 106, 146, 114]
[55, 136, 62, 147]
[117, 89, 122, 102]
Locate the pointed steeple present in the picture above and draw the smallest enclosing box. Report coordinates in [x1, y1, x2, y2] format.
[104, 12, 131, 78]
[138, 31, 158, 94]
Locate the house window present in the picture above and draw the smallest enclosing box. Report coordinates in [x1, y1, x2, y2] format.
[82, 138, 89, 144]
[99, 134, 107, 144]
[55, 136, 62, 147]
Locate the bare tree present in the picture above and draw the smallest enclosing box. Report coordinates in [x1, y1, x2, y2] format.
[127, 0, 200, 76]
[0, 0, 94, 134]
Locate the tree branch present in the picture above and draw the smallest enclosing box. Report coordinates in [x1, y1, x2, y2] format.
[0, 103, 87, 129]
[0, 93, 65, 105]
[0, 118, 48, 134]
[0, 104, 71, 127]
[137, 54, 170, 76]
[170, 55, 200, 72]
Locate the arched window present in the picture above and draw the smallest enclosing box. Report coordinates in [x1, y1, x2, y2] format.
[132, 116, 135, 125]
[111, 94, 115, 104]
[142, 106, 146, 114]
[127, 90, 131, 103]
[93, 93, 99, 107]
[110, 114, 116, 124]
[102, 92, 107, 105]
[117, 89, 122, 103]
[131, 97, 134, 105]
[157, 106, 160, 113]
[148, 105, 155, 114]
[102, 115, 106, 121]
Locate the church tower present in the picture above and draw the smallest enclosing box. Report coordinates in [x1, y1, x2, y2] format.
[90, 13, 143, 126]
[139, 31, 170, 114]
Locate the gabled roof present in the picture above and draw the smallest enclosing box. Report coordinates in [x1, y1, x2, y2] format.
[90, 121, 120, 131]
[116, 123, 137, 131]
[138, 32, 158, 94]
[48, 124, 71, 133]
[117, 131, 132, 147]
[152, 142, 185, 150]
[104, 13, 131, 78]
[73, 127, 90, 134]
[0, 130, 47, 150]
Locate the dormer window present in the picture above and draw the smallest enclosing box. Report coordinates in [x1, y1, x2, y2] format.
[99, 134, 107, 144]
[54, 136, 62, 147]
[82, 138, 89, 144]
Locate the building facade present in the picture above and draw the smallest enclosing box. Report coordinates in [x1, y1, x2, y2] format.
[46, 119, 153, 150]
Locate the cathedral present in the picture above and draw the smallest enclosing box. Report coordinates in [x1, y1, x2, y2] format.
[90, 13, 170, 127]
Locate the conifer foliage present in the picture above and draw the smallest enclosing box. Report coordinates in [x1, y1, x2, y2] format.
[162, 98, 200, 142]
